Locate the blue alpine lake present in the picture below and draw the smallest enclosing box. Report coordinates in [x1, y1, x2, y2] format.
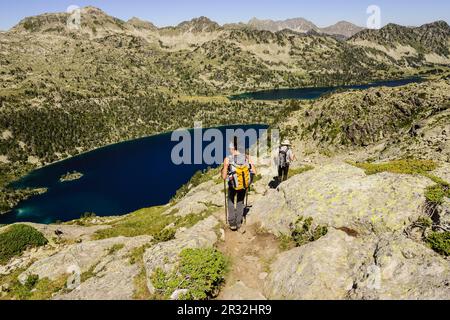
[230, 77, 423, 100]
[1, 77, 424, 225]
[0, 125, 268, 225]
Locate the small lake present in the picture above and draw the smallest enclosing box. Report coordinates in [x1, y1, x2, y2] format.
[0, 125, 267, 225]
[230, 78, 423, 100]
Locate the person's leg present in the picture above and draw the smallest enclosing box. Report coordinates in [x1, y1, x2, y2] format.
[278, 166, 283, 183]
[228, 187, 237, 228]
[283, 165, 290, 181]
[235, 190, 246, 229]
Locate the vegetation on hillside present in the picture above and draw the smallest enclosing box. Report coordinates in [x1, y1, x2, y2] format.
[0, 224, 48, 265]
[151, 248, 228, 300]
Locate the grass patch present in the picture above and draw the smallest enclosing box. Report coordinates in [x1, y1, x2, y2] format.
[94, 203, 215, 242]
[426, 232, 450, 257]
[277, 233, 296, 251]
[80, 263, 98, 283]
[0, 270, 68, 300]
[351, 159, 438, 176]
[107, 243, 125, 255]
[288, 165, 314, 179]
[0, 224, 48, 265]
[133, 267, 152, 300]
[151, 248, 228, 300]
[93, 206, 174, 240]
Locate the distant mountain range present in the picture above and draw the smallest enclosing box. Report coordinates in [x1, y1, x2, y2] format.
[247, 18, 365, 38]
[10, 7, 362, 38]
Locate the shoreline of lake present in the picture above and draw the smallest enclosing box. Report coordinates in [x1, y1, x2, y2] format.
[0, 124, 268, 225]
[229, 77, 424, 101]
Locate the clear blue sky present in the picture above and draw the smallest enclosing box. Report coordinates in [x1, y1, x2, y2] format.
[1, 0, 449, 30]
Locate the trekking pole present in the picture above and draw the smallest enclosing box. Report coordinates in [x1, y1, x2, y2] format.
[224, 179, 228, 226]
[245, 185, 250, 208]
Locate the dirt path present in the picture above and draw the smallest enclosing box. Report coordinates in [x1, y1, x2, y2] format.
[213, 199, 281, 300]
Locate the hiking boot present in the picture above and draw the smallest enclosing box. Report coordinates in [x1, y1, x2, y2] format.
[229, 225, 238, 232]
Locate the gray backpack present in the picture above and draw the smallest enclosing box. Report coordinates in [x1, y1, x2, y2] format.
[279, 147, 289, 168]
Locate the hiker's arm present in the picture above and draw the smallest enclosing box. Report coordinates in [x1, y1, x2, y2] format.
[249, 157, 257, 175]
[291, 152, 297, 162]
[222, 158, 229, 180]
[290, 150, 297, 162]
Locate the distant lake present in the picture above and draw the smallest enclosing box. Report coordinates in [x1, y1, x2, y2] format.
[230, 78, 423, 101]
[0, 125, 267, 225]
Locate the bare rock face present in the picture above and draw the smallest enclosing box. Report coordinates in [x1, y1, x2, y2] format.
[143, 216, 219, 294]
[19, 236, 152, 285]
[251, 163, 431, 235]
[54, 256, 141, 300]
[350, 234, 450, 300]
[171, 181, 223, 217]
[264, 230, 374, 300]
[253, 161, 450, 300]
[265, 230, 450, 300]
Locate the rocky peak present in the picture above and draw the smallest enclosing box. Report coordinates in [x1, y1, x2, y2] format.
[177, 16, 221, 33]
[321, 21, 365, 38]
[248, 17, 318, 33]
[11, 6, 126, 35]
[126, 17, 157, 31]
[350, 21, 450, 56]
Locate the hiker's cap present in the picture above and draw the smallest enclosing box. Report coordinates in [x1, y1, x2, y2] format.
[281, 139, 292, 146]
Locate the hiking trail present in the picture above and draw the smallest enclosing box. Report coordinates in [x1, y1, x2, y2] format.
[212, 192, 282, 300]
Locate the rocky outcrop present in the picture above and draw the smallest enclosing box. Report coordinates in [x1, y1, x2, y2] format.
[264, 230, 373, 300]
[19, 235, 152, 288]
[251, 162, 432, 235]
[54, 253, 142, 300]
[170, 181, 223, 217]
[251, 161, 450, 300]
[264, 229, 450, 300]
[350, 234, 450, 300]
[143, 216, 219, 294]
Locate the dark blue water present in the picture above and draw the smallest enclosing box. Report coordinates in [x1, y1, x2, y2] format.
[0, 125, 267, 225]
[230, 78, 423, 100]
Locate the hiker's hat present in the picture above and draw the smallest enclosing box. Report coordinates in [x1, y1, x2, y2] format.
[281, 139, 291, 146]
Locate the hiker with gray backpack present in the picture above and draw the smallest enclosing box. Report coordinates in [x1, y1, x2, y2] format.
[222, 137, 257, 233]
[278, 139, 296, 183]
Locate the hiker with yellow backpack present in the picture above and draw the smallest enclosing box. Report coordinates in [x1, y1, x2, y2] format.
[222, 137, 257, 233]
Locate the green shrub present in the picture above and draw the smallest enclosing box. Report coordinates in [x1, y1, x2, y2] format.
[24, 274, 39, 291]
[290, 216, 328, 247]
[425, 185, 446, 205]
[426, 232, 450, 256]
[151, 248, 228, 300]
[0, 224, 48, 265]
[153, 228, 176, 244]
[415, 216, 433, 229]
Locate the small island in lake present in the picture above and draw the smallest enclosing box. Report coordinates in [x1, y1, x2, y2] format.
[60, 171, 84, 183]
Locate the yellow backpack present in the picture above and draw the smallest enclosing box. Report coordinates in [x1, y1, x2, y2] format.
[229, 154, 251, 191]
